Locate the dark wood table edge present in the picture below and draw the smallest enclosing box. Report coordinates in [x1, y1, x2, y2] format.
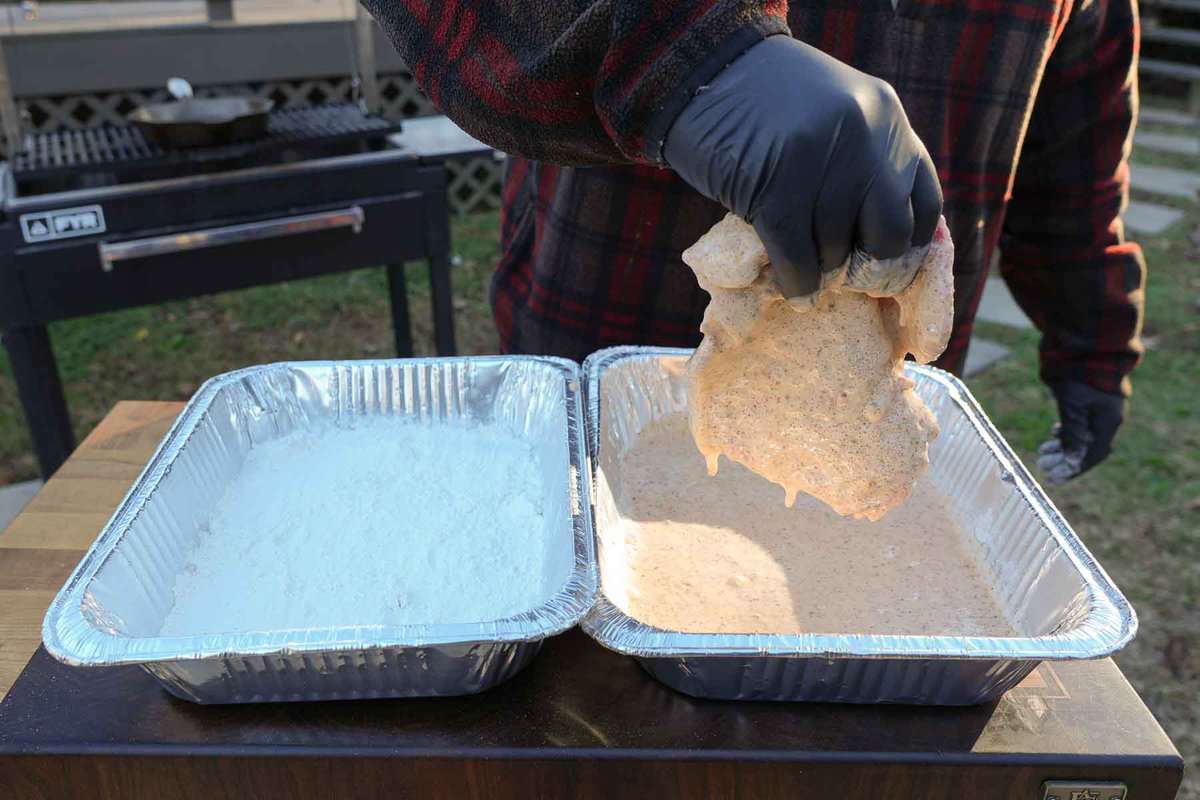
[0, 742, 1183, 770]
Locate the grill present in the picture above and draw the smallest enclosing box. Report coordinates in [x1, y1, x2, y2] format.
[11, 104, 403, 190]
[1, 107, 489, 479]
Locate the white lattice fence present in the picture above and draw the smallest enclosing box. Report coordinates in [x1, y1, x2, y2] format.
[15, 71, 502, 214]
[377, 70, 437, 119]
[21, 87, 170, 129]
[18, 72, 433, 129]
[447, 157, 504, 213]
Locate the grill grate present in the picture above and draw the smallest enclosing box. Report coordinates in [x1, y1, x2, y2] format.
[12, 104, 401, 182]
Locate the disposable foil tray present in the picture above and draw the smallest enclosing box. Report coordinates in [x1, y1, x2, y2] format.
[581, 347, 1136, 705]
[43, 358, 597, 704]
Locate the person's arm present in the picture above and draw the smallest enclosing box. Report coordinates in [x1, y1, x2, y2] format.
[998, 0, 1145, 481]
[360, 0, 789, 165]
[366, 1, 939, 297]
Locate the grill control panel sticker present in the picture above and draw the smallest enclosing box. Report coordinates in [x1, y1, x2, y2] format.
[20, 205, 107, 243]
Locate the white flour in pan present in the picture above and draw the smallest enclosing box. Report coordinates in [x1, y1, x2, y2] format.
[160, 417, 560, 635]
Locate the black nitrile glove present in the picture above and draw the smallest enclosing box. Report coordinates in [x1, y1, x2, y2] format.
[1036, 382, 1125, 485]
[662, 35, 943, 299]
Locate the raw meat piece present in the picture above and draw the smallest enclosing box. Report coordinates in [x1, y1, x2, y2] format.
[683, 214, 955, 521]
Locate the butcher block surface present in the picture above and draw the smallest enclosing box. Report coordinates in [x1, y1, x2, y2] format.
[0, 401, 182, 700]
[0, 401, 1183, 800]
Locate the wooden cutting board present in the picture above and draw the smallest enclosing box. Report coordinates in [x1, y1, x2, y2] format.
[0, 401, 183, 700]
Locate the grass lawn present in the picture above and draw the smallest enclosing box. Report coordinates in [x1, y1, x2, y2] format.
[1, 135, 1197, 793]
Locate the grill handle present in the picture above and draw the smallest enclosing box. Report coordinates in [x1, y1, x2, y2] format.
[98, 206, 365, 272]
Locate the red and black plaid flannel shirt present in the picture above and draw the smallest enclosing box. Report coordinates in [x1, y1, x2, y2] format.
[365, 0, 1146, 395]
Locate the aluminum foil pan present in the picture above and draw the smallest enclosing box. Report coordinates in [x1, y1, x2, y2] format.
[581, 346, 1136, 705]
[43, 358, 597, 704]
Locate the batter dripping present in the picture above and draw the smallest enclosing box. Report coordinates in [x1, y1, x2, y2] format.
[683, 214, 955, 520]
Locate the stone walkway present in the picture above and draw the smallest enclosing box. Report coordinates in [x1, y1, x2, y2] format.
[1125, 201, 1185, 235]
[1125, 132, 1198, 235]
[0, 480, 41, 533]
[963, 338, 1011, 377]
[976, 277, 1034, 329]
[1135, 130, 1200, 157]
[1131, 163, 1200, 201]
[1140, 107, 1200, 129]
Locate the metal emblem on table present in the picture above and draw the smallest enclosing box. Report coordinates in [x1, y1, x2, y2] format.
[1042, 781, 1127, 800]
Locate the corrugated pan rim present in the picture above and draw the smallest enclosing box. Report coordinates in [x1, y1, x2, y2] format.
[580, 346, 1136, 662]
[43, 357, 598, 667]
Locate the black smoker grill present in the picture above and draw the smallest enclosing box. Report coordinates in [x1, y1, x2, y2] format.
[1, 104, 476, 478]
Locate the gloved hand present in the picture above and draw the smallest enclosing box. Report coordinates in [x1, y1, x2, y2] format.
[1036, 382, 1125, 485]
[662, 35, 942, 299]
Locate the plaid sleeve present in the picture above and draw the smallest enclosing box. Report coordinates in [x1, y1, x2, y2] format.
[998, 0, 1146, 396]
[361, 0, 789, 165]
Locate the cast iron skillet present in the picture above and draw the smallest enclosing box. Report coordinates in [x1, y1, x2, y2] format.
[128, 95, 274, 148]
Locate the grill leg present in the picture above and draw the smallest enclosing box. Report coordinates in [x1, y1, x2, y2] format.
[385, 263, 414, 357]
[426, 190, 458, 356]
[2, 325, 75, 478]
